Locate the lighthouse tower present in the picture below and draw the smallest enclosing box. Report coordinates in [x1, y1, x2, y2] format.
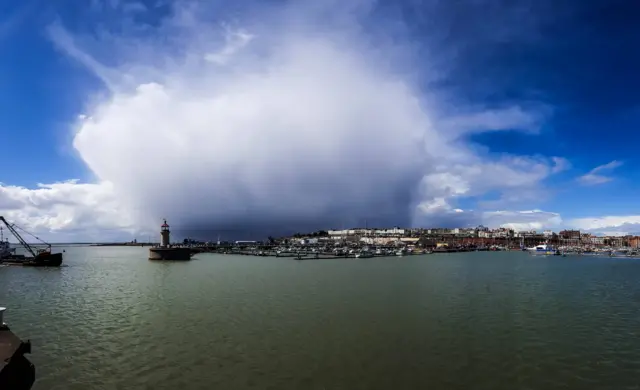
[160, 219, 170, 247]
[149, 218, 191, 260]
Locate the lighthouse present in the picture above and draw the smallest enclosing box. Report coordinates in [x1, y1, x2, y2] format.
[160, 219, 170, 247]
[148, 219, 192, 261]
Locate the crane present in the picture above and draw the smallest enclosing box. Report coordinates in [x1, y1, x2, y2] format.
[0, 217, 62, 267]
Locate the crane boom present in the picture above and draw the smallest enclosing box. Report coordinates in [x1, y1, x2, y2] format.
[0, 217, 36, 258]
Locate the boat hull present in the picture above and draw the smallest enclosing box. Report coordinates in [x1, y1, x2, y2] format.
[24, 253, 63, 267]
[2, 252, 63, 267]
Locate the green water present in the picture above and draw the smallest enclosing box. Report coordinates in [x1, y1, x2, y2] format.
[2, 247, 640, 389]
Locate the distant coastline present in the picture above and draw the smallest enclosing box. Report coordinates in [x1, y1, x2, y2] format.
[90, 242, 157, 247]
[12, 242, 159, 247]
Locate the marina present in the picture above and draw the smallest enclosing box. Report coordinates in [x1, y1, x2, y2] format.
[189, 243, 504, 259]
[157, 226, 640, 263]
[185, 237, 640, 260]
[205, 246, 640, 260]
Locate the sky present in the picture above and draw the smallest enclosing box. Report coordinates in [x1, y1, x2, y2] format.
[1, 0, 640, 241]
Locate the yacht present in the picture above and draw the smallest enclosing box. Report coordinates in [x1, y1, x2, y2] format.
[526, 244, 555, 255]
[355, 250, 374, 258]
[527, 244, 547, 251]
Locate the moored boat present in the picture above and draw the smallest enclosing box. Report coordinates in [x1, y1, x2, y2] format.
[526, 244, 556, 255]
[23, 251, 63, 267]
[355, 250, 374, 258]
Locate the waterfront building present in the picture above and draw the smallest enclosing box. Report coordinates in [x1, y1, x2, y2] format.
[559, 230, 581, 240]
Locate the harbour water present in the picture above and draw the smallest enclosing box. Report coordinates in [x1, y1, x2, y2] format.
[2, 247, 640, 389]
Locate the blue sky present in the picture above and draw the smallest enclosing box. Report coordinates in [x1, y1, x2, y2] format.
[1, 0, 640, 240]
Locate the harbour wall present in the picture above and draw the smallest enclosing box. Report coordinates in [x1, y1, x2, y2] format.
[148, 247, 192, 261]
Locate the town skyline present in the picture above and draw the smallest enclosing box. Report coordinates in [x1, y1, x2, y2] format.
[314, 226, 640, 240]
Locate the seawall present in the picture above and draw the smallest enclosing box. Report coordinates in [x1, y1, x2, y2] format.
[148, 247, 192, 261]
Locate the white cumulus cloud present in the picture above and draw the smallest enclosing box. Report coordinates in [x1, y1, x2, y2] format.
[0, 181, 137, 242]
[483, 210, 563, 232]
[567, 215, 640, 236]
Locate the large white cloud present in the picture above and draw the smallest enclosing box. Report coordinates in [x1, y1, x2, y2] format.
[0, 181, 137, 242]
[0, 0, 587, 240]
[483, 210, 563, 232]
[566, 216, 640, 236]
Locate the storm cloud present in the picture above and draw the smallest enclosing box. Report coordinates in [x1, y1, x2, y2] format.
[33, 0, 567, 239]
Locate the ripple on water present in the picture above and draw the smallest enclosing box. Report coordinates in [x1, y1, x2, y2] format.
[3, 249, 640, 389]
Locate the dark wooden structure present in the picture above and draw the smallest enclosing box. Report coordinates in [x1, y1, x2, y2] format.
[0, 308, 35, 390]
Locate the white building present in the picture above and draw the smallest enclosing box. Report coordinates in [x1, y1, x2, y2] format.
[328, 228, 405, 237]
[515, 230, 539, 238]
[585, 236, 605, 245]
[427, 228, 454, 235]
[328, 229, 356, 236]
[374, 228, 405, 236]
